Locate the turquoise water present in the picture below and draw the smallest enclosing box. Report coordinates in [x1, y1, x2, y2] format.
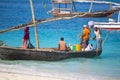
[0, 0, 120, 80]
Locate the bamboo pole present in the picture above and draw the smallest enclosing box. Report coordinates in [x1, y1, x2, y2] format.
[89, 1, 93, 12]
[0, 16, 82, 34]
[30, 0, 39, 49]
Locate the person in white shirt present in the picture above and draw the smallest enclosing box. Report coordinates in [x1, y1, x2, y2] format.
[93, 27, 102, 49]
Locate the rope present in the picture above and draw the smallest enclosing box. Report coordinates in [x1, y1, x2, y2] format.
[102, 31, 110, 46]
[95, 30, 110, 57]
[78, 28, 83, 43]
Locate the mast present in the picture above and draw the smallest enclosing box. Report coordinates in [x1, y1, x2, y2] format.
[110, 3, 113, 10]
[30, 0, 39, 49]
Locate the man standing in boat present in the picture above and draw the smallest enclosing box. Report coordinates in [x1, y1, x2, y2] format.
[22, 27, 29, 49]
[81, 25, 91, 51]
[92, 27, 102, 50]
[58, 37, 67, 51]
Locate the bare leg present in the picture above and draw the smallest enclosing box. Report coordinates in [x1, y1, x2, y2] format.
[23, 39, 27, 49]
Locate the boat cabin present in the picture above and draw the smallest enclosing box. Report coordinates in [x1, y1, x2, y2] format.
[52, 0, 75, 17]
[51, 0, 120, 17]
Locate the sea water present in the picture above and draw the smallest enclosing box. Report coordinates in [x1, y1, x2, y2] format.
[0, 0, 120, 80]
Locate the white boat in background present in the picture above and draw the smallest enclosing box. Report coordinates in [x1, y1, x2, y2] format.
[94, 6, 120, 30]
[94, 21, 120, 30]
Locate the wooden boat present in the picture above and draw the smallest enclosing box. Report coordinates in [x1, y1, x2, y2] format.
[50, 0, 120, 17]
[0, 46, 102, 61]
[52, 10, 115, 18]
[0, 0, 103, 61]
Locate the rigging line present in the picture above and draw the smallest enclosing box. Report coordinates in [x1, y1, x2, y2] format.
[102, 31, 110, 46]
[96, 30, 110, 57]
[78, 28, 83, 39]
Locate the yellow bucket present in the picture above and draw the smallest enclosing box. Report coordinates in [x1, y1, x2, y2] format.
[76, 44, 81, 51]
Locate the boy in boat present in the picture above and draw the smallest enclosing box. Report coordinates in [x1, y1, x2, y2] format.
[58, 37, 67, 51]
[81, 25, 91, 51]
[92, 27, 102, 50]
[22, 27, 29, 49]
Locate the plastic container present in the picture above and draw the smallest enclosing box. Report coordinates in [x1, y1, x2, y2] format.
[72, 45, 76, 51]
[76, 44, 81, 51]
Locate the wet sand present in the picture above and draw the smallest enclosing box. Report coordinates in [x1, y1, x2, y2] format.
[0, 71, 64, 80]
[0, 71, 119, 80]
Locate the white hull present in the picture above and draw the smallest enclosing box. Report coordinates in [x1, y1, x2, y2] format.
[94, 22, 120, 30]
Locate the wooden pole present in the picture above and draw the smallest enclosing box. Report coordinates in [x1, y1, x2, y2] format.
[30, 0, 39, 49]
[58, 3, 60, 12]
[118, 11, 120, 23]
[110, 3, 113, 10]
[71, 1, 73, 12]
[89, 1, 93, 12]
[52, 1, 55, 11]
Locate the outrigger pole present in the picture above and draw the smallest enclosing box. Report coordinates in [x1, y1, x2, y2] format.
[89, 1, 93, 12]
[30, 0, 39, 49]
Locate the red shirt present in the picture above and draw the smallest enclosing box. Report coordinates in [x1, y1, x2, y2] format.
[24, 27, 29, 33]
[23, 27, 29, 40]
[23, 32, 29, 40]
